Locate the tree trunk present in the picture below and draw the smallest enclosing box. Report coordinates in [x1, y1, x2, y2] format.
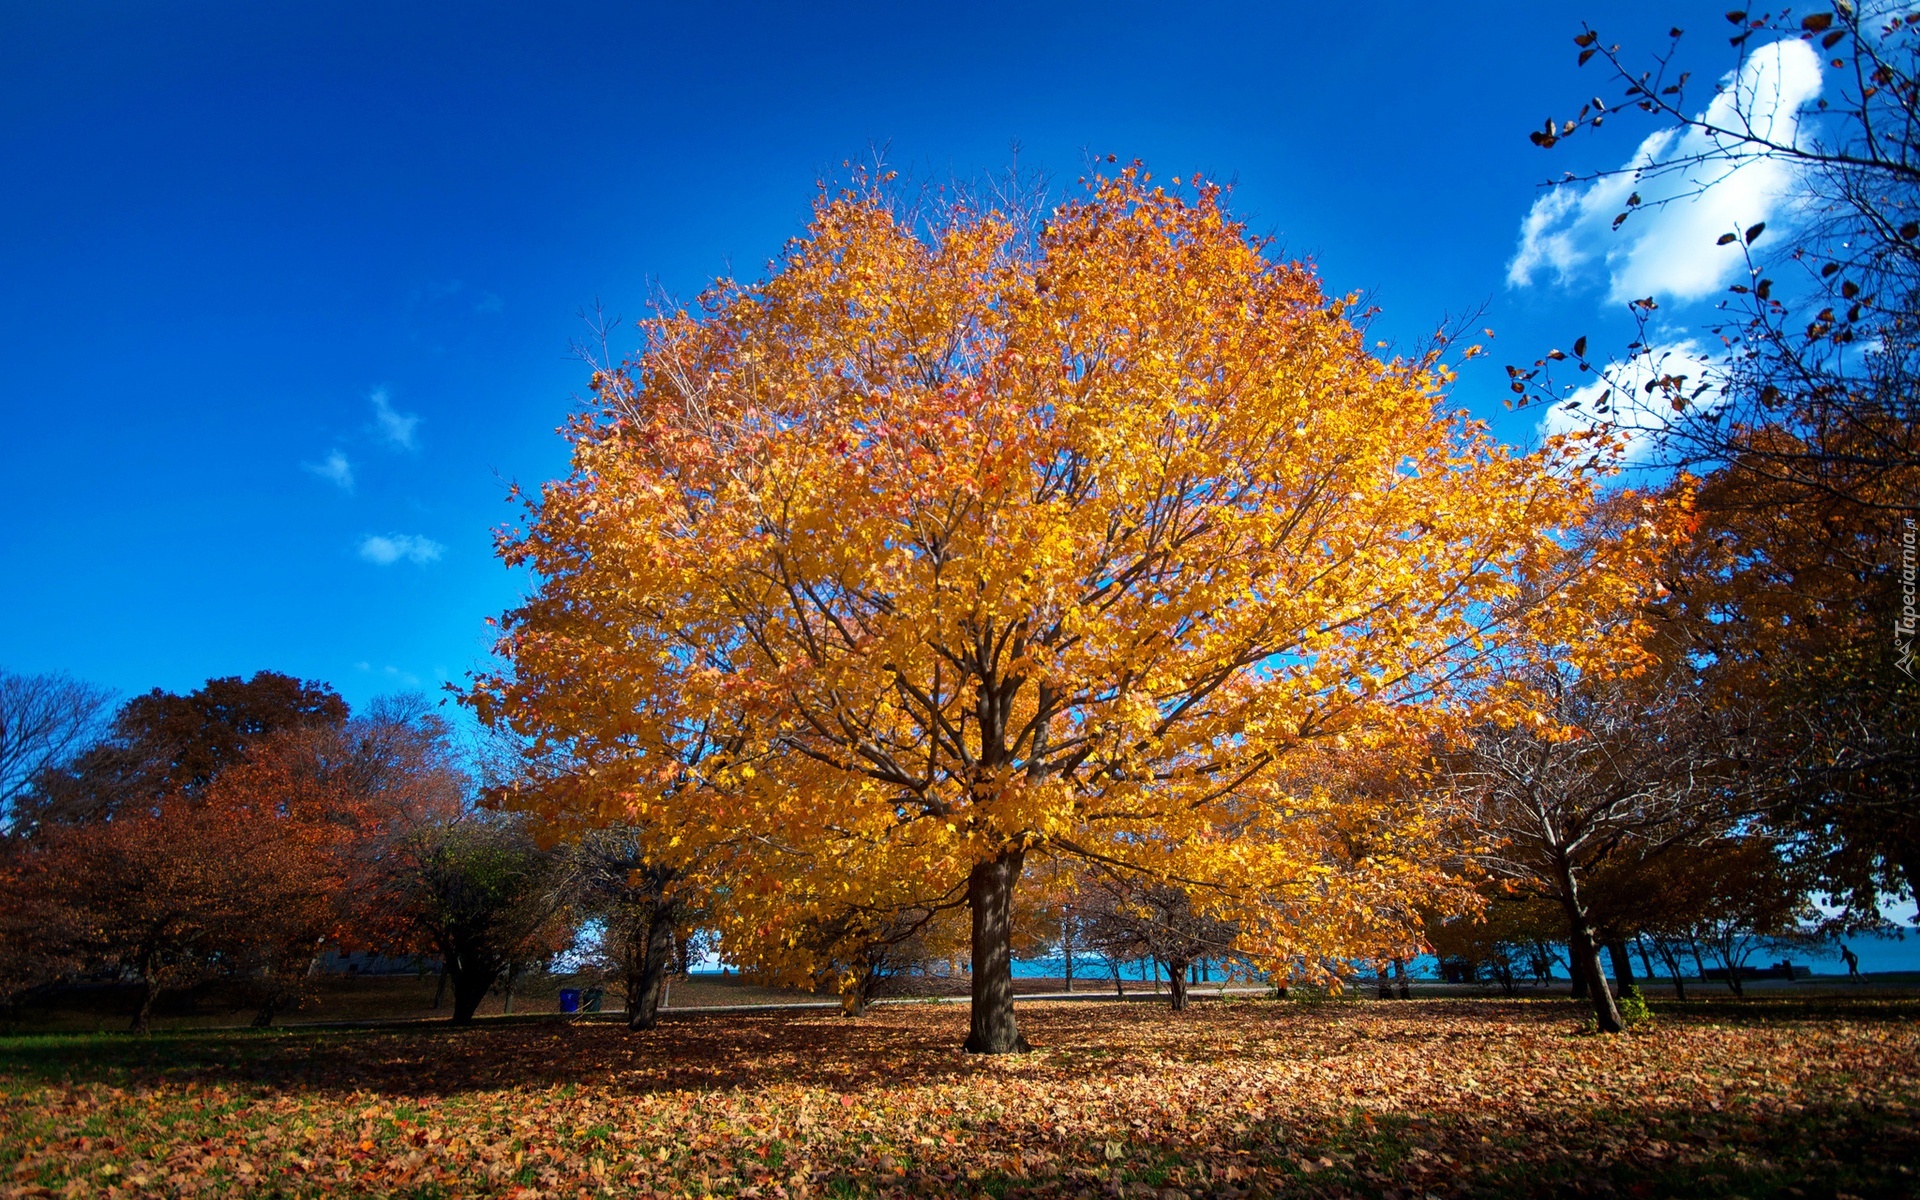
[501, 962, 520, 1015]
[1166, 958, 1190, 1011]
[1606, 939, 1635, 989]
[449, 960, 495, 1025]
[843, 962, 882, 1018]
[1655, 939, 1688, 1001]
[1553, 857, 1624, 1032]
[964, 850, 1029, 1054]
[1715, 946, 1746, 997]
[1392, 957, 1410, 1000]
[1569, 925, 1622, 1029]
[1634, 934, 1657, 983]
[1062, 915, 1074, 994]
[627, 900, 677, 1031]
[129, 965, 158, 1035]
[1113, 961, 1125, 996]
[432, 963, 447, 1010]
[1570, 953, 1589, 999]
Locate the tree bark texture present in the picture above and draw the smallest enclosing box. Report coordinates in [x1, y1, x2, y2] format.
[842, 963, 883, 1018]
[1634, 935, 1657, 982]
[1166, 958, 1190, 1011]
[129, 971, 157, 1035]
[251, 990, 289, 1028]
[1656, 941, 1689, 1001]
[447, 947, 499, 1026]
[626, 898, 677, 1031]
[1565, 920, 1624, 1031]
[964, 850, 1030, 1054]
[501, 963, 520, 1015]
[1606, 939, 1636, 989]
[1554, 858, 1624, 1032]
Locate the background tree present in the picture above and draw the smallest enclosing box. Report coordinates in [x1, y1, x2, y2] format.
[1451, 499, 1752, 1032]
[0, 670, 112, 833]
[17, 784, 348, 1032]
[1656, 466, 1918, 921]
[1517, 6, 1920, 926]
[18, 671, 347, 829]
[1423, 889, 1568, 996]
[1074, 872, 1237, 1011]
[554, 823, 695, 1030]
[475, 165, 1651, 1053]
[214, 699, 465, 1023]
[800, 904, 972, 1017]
[1672, 836, 1820, 996]
[0, 692, 461, 1029]
[389, 817, 567, 1025]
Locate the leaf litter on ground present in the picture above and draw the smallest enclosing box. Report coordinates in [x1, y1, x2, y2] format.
[1, 995, 1916, 1198]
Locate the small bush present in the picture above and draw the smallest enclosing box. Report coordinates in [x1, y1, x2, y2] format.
[1617, 985, 1651, 1027]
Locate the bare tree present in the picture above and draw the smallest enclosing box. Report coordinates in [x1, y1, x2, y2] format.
[0, 670, 112, 832]
[1516, 3, 1920, 514]
[1449, 658, 1754, 1032]
[1074, 872, 1237, 1012]
[1507, 3, 1920, 960]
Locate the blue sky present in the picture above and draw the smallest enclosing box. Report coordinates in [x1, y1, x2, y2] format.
[1, 0, 1773, 711]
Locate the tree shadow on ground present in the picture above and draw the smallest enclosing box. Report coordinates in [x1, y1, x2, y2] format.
[3, 995, 1916, 1101]
[3, 998, 1916, 1198]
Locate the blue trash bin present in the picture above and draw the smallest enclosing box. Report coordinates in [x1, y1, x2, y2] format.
[558, 988, 581, 1014]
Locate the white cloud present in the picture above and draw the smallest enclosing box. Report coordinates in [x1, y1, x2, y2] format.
[1539, 341, 1722, 463]
[358, 533, 445, 566]
[1509, 38, 1824, 304]
[303, 448, 354, 492]
[370, 387, 421, 450]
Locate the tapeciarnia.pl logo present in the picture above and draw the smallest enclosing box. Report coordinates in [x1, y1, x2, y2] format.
[1898, 516, 1916, 679]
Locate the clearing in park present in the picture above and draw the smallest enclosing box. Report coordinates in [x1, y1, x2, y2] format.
[2, 993, 1916, 1198]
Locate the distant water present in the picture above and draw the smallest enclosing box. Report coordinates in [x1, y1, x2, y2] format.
[686, 926, 1918, 982]
[1007, 928, 1918, 983]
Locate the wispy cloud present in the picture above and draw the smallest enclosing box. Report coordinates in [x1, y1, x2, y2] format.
[370, 388, 421, 450]
[302, 448, 354, 492]
[353, 660, 422, 686]
[1509, 38, 1823, 304]
[358, 533, 444, 566]
[1539, 341, 1721, 463]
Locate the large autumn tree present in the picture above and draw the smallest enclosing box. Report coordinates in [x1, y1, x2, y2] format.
[475, 167, 1650, 1053]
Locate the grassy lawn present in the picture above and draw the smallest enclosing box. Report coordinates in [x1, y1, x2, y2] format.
[1, 994, 1915, 1198]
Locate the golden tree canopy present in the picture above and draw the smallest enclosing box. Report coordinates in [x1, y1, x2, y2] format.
[474, 166, 1643, 1049]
